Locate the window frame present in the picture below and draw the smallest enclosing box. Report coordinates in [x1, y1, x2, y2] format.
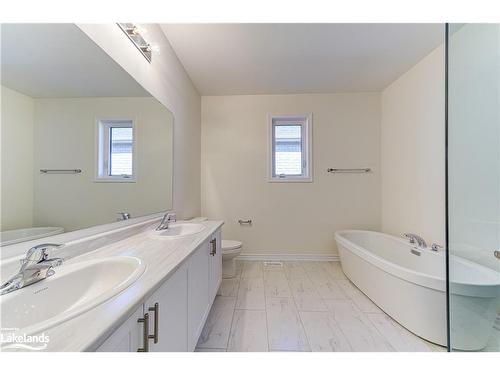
[268, 114, 313, 183]
[95, 118, 137, 183]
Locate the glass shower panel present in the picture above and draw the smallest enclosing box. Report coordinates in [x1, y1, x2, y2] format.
[448, 23, 500, 351]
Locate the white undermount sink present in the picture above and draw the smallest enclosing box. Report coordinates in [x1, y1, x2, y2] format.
[0, 256, 145, 339]
[153, 223, 205, 238]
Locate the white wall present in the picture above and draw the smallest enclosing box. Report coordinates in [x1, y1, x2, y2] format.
[202, 94, 381, 256]
[381, 46, 446, 246]
[0, 86, 34, 230]
[33, 97, 173, 232]
[78, 24, 201, 219]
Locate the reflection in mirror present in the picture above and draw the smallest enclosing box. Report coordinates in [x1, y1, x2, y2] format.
[1, 24, 173, 246]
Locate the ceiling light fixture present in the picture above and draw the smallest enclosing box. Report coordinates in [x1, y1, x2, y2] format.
[118, 23, 153, 63]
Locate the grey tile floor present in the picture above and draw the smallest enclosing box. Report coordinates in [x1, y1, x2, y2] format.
[195, 260, 446, 352]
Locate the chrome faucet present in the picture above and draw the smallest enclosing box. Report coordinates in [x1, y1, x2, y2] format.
[402, 233, 427, 248]
[156, 213, 176, 231]
[0, 243, 64, 295]
[117, 212, 131, 221]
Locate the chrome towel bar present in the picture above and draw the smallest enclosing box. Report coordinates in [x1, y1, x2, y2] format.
[40, 169, 82, 174]
[327, 168, 371, 173]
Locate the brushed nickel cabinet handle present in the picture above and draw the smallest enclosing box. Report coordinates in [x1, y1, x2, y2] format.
[210, 238, 216, 256]
[137, 313, 149, 352]
[148, 303, 159, 344]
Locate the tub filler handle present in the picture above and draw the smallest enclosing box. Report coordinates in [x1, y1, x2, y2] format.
[431, 243, 443, 252]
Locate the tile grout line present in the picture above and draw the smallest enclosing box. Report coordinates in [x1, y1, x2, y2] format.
[288, 262, 313, 352]
[363, 313, 402, 352]
[265, 262, 303, 351]
[320, 262, 399, 351]
[205, 261, 438, 353]
[224, 270, 243, 351]
[310, 261, 358, 352]
[271, 261, 358, 352]
[320, 263, 359, 351]
[233, 261, 270, 351]
[261, 262, 271, 352]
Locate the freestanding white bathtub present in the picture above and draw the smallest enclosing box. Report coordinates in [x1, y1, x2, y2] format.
[335, 230, 499, 350]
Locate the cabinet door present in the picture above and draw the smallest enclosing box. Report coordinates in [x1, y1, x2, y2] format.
[96, 305, 144, 352]
[145, 263, 188, 352]
[209, 230, 222, 301]
[187, 241, 210, 350]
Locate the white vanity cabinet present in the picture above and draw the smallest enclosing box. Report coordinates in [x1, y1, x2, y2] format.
[187, 231, 222, 350]
[187, 240, 210, 350]
[96, 228, 222, 352]
[144, 263, 188, 352]
[208, 231, 222, 302]
[96, 305, 144, 352]
[96, 265, 188, 353]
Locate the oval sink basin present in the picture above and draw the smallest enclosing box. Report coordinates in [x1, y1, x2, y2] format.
[153, 223, 205, 238]
[0, 256, 145, 338]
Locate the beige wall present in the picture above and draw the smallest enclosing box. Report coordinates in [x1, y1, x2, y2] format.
[32, 97, 172, 231]
[78, 24, 201, 219]
[202, 94, 381, 256]
[381, 46, 446, 246]
[1, 86, 34, 230]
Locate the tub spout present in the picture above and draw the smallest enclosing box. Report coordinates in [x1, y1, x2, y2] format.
[403, 233, 427, 248]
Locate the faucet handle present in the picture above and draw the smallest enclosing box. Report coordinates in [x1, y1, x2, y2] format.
[431, 243, 444, 252]
[402, 233, 416, 244]
[24, 243, 63, 263]
[165, 212, 176, 221]
[117, 212, 131, 221]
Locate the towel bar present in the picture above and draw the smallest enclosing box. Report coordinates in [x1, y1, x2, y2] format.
[40, 169, 82, 174]
[327, 168, 371, 173]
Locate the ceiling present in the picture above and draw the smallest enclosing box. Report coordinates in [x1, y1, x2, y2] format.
[161, 23, 444, 95]
[1, 24, 150, 98]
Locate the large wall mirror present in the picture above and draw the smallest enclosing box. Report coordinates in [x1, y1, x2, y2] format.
[1, 24, 173, 246]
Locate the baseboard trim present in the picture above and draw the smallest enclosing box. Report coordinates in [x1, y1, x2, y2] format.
[236, 253, 340, 262]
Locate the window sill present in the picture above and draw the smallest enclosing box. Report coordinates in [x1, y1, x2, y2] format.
[268, 177, 313, 183]
[94, 177, 137, 183]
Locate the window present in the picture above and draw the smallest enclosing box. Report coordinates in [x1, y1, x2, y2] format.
[96, 119, 136, 182]
[269, 114, 312, 182]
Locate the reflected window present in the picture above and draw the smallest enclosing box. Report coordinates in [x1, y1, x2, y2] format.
[96, 119, 136, 182]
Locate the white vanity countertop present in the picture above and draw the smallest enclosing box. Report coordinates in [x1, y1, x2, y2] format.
[2, 219, 223, 352]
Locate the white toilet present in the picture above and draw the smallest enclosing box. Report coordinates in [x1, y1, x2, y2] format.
[189, 217, 242, 278]
[221, 240, 242, 278]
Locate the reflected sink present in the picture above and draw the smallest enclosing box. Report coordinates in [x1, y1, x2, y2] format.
[153, 223, 205, 238]
[0, 256, 145, 337]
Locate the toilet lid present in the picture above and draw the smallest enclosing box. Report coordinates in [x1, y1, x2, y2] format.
[222, 240, 242, 250]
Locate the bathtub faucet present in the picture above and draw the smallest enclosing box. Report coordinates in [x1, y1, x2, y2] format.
[403, 233, 427, 248]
